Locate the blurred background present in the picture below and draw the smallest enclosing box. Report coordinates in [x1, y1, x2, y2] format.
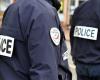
[0, 0, 88, 27]
[0, 0, 88, 80]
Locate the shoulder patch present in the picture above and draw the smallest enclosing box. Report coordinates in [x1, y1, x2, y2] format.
[50, 27, 61, 46]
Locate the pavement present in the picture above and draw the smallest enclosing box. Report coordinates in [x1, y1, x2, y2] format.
[63, 27, 77, 80]
[66, 40, 77, 80]
[0, 16, 2, 26]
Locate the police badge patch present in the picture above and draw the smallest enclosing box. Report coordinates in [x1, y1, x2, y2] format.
[50, 27, 61, 46]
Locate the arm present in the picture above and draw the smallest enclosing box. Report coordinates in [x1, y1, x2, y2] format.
[70, 7, 79, 53]
[70, 14, 75, 49]
[27, 13, 59, 80]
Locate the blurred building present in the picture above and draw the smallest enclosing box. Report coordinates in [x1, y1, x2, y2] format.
[58, 0, 88, 40]
[58, 0, 88, 30]
[0, 0, 88, 28]
[0, 0, 15, 25]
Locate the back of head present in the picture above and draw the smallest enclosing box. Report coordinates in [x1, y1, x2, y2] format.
[46, 0, 61, 10]
[16, 0, 61, 11]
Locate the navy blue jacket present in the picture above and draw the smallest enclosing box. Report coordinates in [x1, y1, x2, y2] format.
[0, 0, 71, 80]
[70, 0, 100, 64]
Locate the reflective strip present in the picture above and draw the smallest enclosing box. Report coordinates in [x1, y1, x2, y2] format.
[62, 50, 69, 61]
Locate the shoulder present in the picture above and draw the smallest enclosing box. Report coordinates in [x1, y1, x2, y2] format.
[17, 0, 56, 26]
[73, 0, 96, 18]
[18, 0, 55, 18]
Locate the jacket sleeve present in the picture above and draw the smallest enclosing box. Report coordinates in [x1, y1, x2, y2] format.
[95, 0, 100, 22]
[70, 14, 75, 52]
[70, 7, 79, 55]
[27, 13, 59, 80]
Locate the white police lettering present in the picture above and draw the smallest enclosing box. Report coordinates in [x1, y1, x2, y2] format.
[74, 26, 98, 40]
[50, 27, 61, 46]
[0, 35, 14, 57]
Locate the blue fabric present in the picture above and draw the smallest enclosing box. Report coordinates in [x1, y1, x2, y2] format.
[0, 0, 70, 80]
[70, 0, 100, 79]
[70, 0, 100, 64]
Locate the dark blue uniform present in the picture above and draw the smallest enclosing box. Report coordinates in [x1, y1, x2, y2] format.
[70, 0, 100, 80]
[0, 0, 71, 80]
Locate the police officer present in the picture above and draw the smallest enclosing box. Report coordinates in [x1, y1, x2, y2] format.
[0, 0, 71, 80]
[70, 0, 100, 80]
